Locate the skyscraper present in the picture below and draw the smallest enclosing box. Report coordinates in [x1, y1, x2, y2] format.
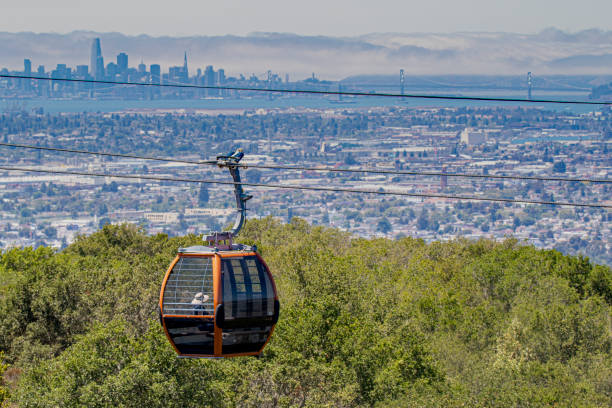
[23, 59, 32, 91]
[205, 65, 216, 96]
[527, 72, 533, 100]
[150, 64, 161, 98]
[150, 64, 161, 83]
[218, 69, 225, 85]
[183, 51, 189, 80]
[76, 65, 90, 91]
[90, 38, 104, 80]
[117, 53, 128, 74]
[76, 65, 89, 77]
[106, 62, 118, 78]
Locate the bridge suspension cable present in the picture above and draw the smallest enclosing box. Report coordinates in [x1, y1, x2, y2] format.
[1, 74, 610, 105]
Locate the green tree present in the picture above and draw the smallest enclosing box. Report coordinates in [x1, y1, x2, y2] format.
[2, 221, 611, 407]
[377, 217, 392, 233]
[552, 161, 566, 173]
[0, 352, 8, 406]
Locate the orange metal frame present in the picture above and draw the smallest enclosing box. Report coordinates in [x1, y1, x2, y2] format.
[159, 251, 278, 358]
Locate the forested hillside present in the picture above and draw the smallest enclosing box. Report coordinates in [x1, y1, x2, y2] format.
[0, 219, 611, 407]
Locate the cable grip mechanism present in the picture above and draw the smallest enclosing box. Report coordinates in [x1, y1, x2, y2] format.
[204, 149, 251, 249]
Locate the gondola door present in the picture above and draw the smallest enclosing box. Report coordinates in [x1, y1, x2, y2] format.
[160, 254, 218, 357]
[217, 253, 279, 356]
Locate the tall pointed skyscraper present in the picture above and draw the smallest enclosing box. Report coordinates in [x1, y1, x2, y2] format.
[183, 51, 189, 81]
[90, 38, 104, 80]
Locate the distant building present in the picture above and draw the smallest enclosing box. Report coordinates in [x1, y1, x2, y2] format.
[106, 62, 118, 78]
[168, 66, 183, 83]
[185, 208, 234, 217]
[460, 128, 486, 145]
[90, 38, 104, 80]
[144, 212, 179, 223]
[218, 69, 225, 85]
[183, 51, 188, 79]
[75, 65, 89, 78]
[117, 53, 128, 75]
[150, 64, 161, 84]
[218, 69, 226, 96]
[52, 64, 68, 78]
[23, 59, 32, 90]
[527, 72, 533, 100]
[205, 65, 217, 96]
[75, 65, 90, 91]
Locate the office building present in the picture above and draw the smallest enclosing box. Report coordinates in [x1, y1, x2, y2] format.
[23, 59, 32, 91]
[117, 53, 128, 73]
[183, 52, 188, 80]
[205, 65, 217, 96]
[150, 64, 161, 84]
[106, 62, 118, 78]
[90, 38, 104, 80]
[460, 128, 486, 145]
[24, 59, 32, 75]
[76, 65, 89, 77]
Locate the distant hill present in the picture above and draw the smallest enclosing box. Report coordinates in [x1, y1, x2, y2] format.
[1, 28, 612, 79]
[1, 220, 611, 406]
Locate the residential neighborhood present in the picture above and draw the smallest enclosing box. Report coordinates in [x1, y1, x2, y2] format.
[0, 104, 610, 264]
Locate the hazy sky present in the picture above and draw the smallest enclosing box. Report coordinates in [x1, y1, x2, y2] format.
[2, 0, 611, 36]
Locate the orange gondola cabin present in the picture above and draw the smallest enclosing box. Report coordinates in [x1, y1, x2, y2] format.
[159, 150, 279, 358]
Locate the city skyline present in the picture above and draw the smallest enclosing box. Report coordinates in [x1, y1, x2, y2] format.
[1, 29, 612, 78]
[0, 38, 246, 100]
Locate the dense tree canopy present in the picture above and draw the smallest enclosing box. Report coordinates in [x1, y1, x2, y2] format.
[0, 220, 610, 406]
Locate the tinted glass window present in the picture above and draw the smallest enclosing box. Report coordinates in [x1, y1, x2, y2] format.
[165, 317, 215, 355]
[163, 256, 214, 316]
[222, 256, 275, 321]
[222, 326, 272, 354]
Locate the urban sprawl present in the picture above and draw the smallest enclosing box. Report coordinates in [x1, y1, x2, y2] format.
[0, 38, 610, 266]
[0, 104, 610, 265]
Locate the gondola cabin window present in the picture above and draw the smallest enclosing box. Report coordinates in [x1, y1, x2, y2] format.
[221, 256, 277, 354]
[163, 256, 214, 316]
[222, 256, 275, 322]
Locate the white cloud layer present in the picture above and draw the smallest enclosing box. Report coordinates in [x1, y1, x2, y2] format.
[1, 29, 611, 79]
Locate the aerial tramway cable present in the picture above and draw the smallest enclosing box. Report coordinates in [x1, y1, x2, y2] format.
[1, 74, 611, 105]
[0, 165, 610, 209]
[1, 142, 610, 184]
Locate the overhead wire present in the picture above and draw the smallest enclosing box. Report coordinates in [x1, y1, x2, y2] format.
[0, 165, 610, 209]
[1, 142, 610, 184]
[1, 74, 611, 105]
